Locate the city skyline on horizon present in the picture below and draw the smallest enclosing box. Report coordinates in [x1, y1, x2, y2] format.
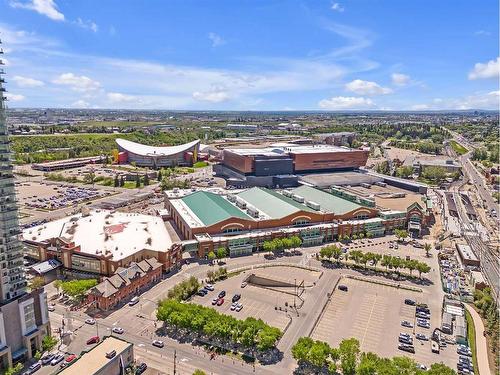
[0, 0, 499, 111]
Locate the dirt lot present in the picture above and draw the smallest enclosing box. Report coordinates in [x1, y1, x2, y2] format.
[191, 266, 322, 332]
[311, 277, 458, 368]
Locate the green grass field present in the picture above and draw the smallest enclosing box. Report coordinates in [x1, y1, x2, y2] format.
[450, 140, 468, 155]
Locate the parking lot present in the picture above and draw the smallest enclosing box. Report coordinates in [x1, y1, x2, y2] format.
[311, 277, 458, 368]
[15, 181, 112, 212]
[191, 266, 322, 332]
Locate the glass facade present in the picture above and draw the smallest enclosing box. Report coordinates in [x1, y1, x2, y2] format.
[0, 65, 27, 302]
[71, 254, 101, 273]
[23, 303, 36, 334]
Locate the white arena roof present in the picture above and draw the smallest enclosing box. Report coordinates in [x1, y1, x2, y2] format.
[116, 138, 200, 157]
[23, 210, 173, 261]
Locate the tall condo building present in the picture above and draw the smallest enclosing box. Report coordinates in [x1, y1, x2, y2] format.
[0, 39, 50, 369]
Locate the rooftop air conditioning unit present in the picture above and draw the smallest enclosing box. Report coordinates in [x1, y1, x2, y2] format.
[227, 194, 237, 203]
[282, 190, 292, 197]
[292, 194, 304, 203]
[306, 201, 320, 211]
[236, 199, 247, 209]
[247, 206, 259, 218]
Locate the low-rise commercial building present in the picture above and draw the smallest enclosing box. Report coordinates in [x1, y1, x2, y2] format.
[57, 336, 134, 375]
[455, 243, 480, 268]
[22, 210, 181, 276]
[87, 258, 162, 310]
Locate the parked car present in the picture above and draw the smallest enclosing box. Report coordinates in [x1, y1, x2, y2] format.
[232, 294, 241, 303]
[129, 296, 140, 306]
[41, 354, 55, 366]
[135, 362, 148, 374]
[218, 291, 226, 298]
[416, 333, 428, 341]
[398, 344, 415, 353]
[235, 303, 243, 312]
[205, 284, 214, 291]
[404, 298, 416, 305]
[338, 285, 348, 292]
[197, 289, 207, 296]
[28, 362, 41, 373]
[86, 336, 100, 345]
[50, 354, 65, 366]
[65, 354, 76, 364]
[230, 302, 238, 311]
[47, 305, 55, 312]
[240, 282, 247, 288]
[401, 320, 413, 328]
[211, 297, 218, 305]
[152, 340, 164, 348]
[112, 327, 124, 334]
[216, 298, 224, 306]
[85, 318, 96, 325]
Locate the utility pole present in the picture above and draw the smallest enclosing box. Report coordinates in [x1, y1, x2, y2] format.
[173, 349, 177, 375]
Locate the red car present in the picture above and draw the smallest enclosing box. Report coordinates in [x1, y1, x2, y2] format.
[86, 336, 100, 345]
[216, 298, 224, 306]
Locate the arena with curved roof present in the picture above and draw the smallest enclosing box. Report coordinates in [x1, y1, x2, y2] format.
[115, 138, 200, 167]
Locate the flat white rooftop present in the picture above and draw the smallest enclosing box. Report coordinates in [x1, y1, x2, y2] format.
[23, 210, 173, 261]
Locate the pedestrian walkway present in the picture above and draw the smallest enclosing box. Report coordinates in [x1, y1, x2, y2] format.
[464, 303, 492, 375]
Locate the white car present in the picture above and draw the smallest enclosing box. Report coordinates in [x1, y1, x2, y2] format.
[48, 305, 55, 312]
[230, 302, 238, 311]
[205, 284, 214, 291]
[235, 303, 243, 312]
[112, 327, 124, 334]
[85, 318, 96, 325]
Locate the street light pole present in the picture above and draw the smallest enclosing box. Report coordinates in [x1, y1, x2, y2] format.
[173, 349, 177, 375]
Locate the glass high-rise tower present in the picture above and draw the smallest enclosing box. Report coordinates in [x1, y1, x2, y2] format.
[0, 45, 26, 302]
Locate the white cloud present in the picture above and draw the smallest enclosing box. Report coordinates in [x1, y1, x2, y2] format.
[474, 30, 491, 36]
[468, 57, 499, 80]
[331, 2, 344, 12]
[410, 104, 429, 110]
[10, 0, 64, 21]
[345, 79, 392, 95]
[74, 18, 98, 33]
[106, 92, 136, 103]
[6, 93, 25, 101]
[71, 99, 89, 108]
[453, 90, 499, 109]
[12, 75, 44, 87]
[318, 96, 374, 110]
[52, 73, 101, 92]
[208, 32, 225, 47]
[391, 73, 411, 86]
[192, 90, 230, 103]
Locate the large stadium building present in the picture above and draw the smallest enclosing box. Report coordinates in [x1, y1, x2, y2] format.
[213, 143, 369, 188]
[115, 138, 200, 168]
[166, 184, 432, 258]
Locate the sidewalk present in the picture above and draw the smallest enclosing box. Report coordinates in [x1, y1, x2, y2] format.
[464, 303, 492, 375]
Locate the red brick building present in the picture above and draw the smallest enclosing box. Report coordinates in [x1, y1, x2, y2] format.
[87, 258, 162, 311]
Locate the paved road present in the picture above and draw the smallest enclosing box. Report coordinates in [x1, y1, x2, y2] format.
[464, 304, 492, 375]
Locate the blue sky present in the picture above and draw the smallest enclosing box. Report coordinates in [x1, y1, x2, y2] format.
[0, 0, 498, 110]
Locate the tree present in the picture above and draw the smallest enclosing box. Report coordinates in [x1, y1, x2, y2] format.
[394, 229, 408, 242]
[42, 335, 58, 352]
[120, 175, 125, 187]
[416, 262, 431, 278]
[34, 350, 42, 360]
[262, 240, 276, 256]
[421, 166, 447, 184]
[216, 247, 227, 261]
[135, 173, 141, 188]
[396, 166, 414, 179]
[427, 363, 457, 375]
[192, 370, 207, 375]
[320, 246, 334, 261]
[207, 251, 216, 263]
[143, 173, 150, 186]
[157, 170, 163, 182]
[291, 336, 314, 362]
[54, 279, 62, 295]
[60, 279, 98, 301]
[331, 245, 343, 264]
[405, 259, 418, 276]
[83, 171, 96, 184]
[4, 363, 23, 375]
[424, 243, 432, 257]
[29, 276, 45, 290]
[114, 175, 119, 187]
[290, 235, 302, 250]
[349, 250, 363, 266]
[339, 338, 360, 375]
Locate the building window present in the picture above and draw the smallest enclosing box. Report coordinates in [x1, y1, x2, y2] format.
[293, 219, 310, 227]
[23, 303, 36, 333]
[222, 227, 242, 234]
[71, 255, 101, 273]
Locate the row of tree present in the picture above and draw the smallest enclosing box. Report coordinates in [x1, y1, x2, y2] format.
[207, 248, 228, 263]
[262, 236, 302, 256]
[319, 245, 431, 278]
[54, 279, 98, 301]
[167, 276, 200, 301]
[291, 336, 456, 375]
[474, 287, 499, 371]
[206, 267, 228, 283]
[156, 299, 282, 351]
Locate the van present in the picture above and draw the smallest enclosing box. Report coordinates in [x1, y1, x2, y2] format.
[105, 350, 116, 359]
[129, 296, 139, 306]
